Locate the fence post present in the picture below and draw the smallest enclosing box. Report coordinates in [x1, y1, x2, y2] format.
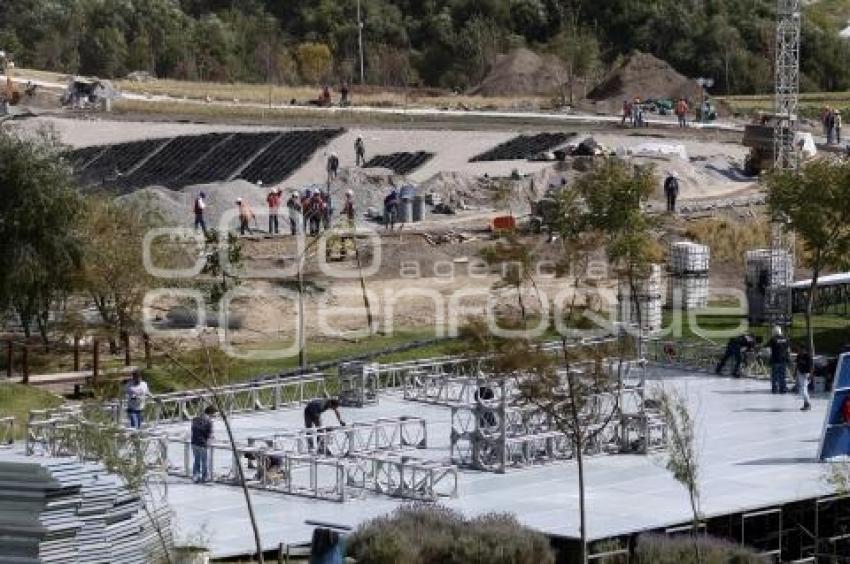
[6, 339, 12, 379]
[123, 332, 131, 367]
[21, 345, 29, 385]
[73, 335, 80, 372]
[92, 339, 100, 385]
[143, 333, 152, 369]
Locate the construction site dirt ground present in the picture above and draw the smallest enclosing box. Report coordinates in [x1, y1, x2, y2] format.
[12, 115, 763, 346]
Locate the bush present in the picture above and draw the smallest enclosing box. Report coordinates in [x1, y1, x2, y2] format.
[347, 505, 554, 564]
[634, 534, 763, 564]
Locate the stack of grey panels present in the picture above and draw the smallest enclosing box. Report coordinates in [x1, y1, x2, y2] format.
[0, 454, 172, 563]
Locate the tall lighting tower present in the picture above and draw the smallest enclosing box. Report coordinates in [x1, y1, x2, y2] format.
[774, 0, 801, 171]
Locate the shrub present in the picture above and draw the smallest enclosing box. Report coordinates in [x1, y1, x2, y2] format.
[347, 505, 554, 564]
[634, 534, 763, 564]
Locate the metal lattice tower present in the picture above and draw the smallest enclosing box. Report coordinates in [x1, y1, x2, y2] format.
[774, 0, 802, 170]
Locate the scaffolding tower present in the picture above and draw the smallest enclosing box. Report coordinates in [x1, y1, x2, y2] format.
[774, 0, 801, 171]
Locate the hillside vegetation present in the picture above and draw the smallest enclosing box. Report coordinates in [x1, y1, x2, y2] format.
[0, 1, 849, 96]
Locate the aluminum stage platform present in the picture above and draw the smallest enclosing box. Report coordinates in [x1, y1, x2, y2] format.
[160, 366, 834, 559]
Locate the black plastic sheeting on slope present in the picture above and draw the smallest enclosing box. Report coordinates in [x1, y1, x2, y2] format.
[118, 133, 229, 189]
[67, 129, 345, 192]
[74, 138, 168, 186]
[469, 132, 572, 162]
[238, 128, 343, 185]
[177, 131, 281, 186]
[363, 151, 434, 175]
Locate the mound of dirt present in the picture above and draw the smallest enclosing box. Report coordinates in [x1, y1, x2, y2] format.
[585, 51, 703, 112]
[468, 48, 567, 97]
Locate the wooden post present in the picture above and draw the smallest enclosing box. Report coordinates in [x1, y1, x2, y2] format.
[5, 340, 12, 379]
[73, 336, 80, 372]
[92, 338, 99, 385]
[123, 332, 131, 367]
[143, 333, 152, 370]
[21, 346, 29, 385]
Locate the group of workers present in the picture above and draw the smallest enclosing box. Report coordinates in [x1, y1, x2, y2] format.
[189, 397, 345, 483]
[191, 136, 368, 236]
[622, 97, 713, 129]
[715, 326, 813, 411]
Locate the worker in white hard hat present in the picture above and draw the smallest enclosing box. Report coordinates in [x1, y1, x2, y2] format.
[355, 135, 366, 167]
[767, 326, 790, 394]
[236, 197, 255, 236]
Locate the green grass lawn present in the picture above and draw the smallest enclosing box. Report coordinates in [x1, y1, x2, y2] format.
[0, 383, 63, 439]
[664, 309, 850, 354]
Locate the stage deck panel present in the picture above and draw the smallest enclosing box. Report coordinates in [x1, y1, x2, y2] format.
[146, 367, 834, 558]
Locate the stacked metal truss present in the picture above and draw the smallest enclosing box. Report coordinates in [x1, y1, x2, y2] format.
[168, 415, 455, 502]
[338, 361, 380, 407]
[449, 360, 667, 473]
[668, 242, 710, 310]
[746, 248, 794, 325]
[618, 264, 663, 334]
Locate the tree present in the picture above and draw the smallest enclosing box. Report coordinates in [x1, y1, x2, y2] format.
[0, 127, 84, 343]
[480, 235, 541, 323]
[766, 160, 850, 357]
[77, 199, 161, 351]
[296, 42, 333, 84]
[549, 23, 600, 105]
[656, 387, 702, 564]
[570, 159, 661, 353]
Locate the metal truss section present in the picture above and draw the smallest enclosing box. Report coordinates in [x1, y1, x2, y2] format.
[346, 453, 458, 501]
[25, 410, 168, 473]
[248, 416, 428, 458]
[774, 0, 801, 171]
[338, 361, 380, 407]
[647, 339, 726, 373]
[139, 374, 327, 425]
[450, 362, 665, 472]
[169, 437, 454, 502]
[0, 416, 14, 447]
[403, 373, 502, 406]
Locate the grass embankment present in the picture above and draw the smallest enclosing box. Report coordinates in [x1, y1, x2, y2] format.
[722, 92, 850, 120]
[14, 67, 546, 112]
[0, 383, 63, 439]
[141, 328, 454, 393]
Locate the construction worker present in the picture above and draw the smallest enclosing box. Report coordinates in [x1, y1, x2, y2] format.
[266, 186, 281, 235]
[193, 192, 207, 234]
[342, 189, 355, 227]
[836, 110, 843, 145]
[716, 334, 750, 377]
[286, 191, 302, 235]
[304, 397, 346, 453]
[327, 152, 340, 182]
[795, 345, 813, 411]
[664, 173, 680, 213]
[355, 135, 366, 166]
[236, 198, 255, 235]
[125, 371, 150, 429]
[621, 99, 632, 127]
[308, 190, 325, 235]
[191, 405, 217, 483]
[384, 188, 399, 231]
[321, 189, 333, 230]
[675, 98, 689, 128]
[767, 326, 790, 394]
[340, 82, 350, 107]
